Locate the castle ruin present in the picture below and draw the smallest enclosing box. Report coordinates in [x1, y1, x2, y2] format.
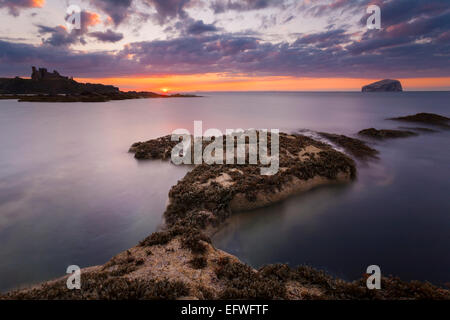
[31, 66, 72, 81]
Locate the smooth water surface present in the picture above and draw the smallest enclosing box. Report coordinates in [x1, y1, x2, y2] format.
[0, 92, 449, 291]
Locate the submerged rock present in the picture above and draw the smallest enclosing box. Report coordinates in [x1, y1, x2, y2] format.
[388, 113, 450, 128]
[362, 79, 403, 92]
[358, 128, 417, 139]
[319, 132, 379, 160]
[399, 127, 439, 133]
[130, 132, 356, 224]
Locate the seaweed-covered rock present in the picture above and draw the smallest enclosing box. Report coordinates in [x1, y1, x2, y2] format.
[159, 133, 356, 228]
[399, 127, 438, 133]
[5, 131, 449, 300]
[130, 135, 178, 160]
[388, 113, 450, 128]
[319, 132, 379, 160]
[358, 128, 417, 139]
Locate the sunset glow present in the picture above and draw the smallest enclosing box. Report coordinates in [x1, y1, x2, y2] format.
[1, 0, 449, 91]
[77, 75, 450, 92]
[32, 0, 45, 8]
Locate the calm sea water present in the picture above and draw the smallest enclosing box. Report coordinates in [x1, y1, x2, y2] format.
[0, 92, 449, 291]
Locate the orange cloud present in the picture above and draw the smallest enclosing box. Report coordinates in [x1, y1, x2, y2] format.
[76, 74, 450, 93]
[84, 11, 101, 27]
[31, 0, 45, 8]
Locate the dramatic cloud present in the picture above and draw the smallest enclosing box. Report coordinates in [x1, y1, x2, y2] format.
[88, 29, 124, 42]
[0, 0, 44, 16]
[1, 0, 449, 79]
[144, 0, 193, 25]
[89, 0, 193, 26]
[211, 0, 288, 13]
[186, 20, 218, 35]
[294, 29, 351, 48]
[37, 11, 101, 47]
[89, 0, 133, 26]
[37, 25, 82, 47]
[351, 0, 450, 55]
[0, 40, 135, 77]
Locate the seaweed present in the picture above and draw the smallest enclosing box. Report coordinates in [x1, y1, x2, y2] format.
[215, 257, 286, 300]
[2, 274, 189, 300]
[189, 256, 208, 269]
[181, 232, 211, 254]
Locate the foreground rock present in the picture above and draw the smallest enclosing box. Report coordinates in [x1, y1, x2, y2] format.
[4, 236, 449, 300]
[389, 113, 450, 128]
[358, 128, 418, 139]
[362, 79, 403, 92]
[4, 132, 449, 300]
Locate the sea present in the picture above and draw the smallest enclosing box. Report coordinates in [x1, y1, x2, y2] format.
[0, 91, 449, 292]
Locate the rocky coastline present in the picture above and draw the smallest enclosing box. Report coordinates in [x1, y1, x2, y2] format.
[0, 67, 199, 102]
[3, 124, 450, 300]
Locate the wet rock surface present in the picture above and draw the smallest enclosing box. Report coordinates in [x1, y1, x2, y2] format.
[398, 127, 439, 133]
[318, 132, 379, 160]
[388, 113, 450, 128]
[358, 128, 418, 139]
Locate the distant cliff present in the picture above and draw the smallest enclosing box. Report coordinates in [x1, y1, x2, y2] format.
[362, 79, 403, 92]
[0, 67, 120, 95]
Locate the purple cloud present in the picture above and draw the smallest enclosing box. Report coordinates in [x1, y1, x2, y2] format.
[0, 0, 449, 79]
[89, 29, 124, 43]
[36, 11, 102, 47]
[186, 20, 218, 35]
[89, 0, 133, 26]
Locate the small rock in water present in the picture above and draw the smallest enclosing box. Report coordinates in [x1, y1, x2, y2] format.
[362, 79, 403, 92]
[358, 128, 417, 139]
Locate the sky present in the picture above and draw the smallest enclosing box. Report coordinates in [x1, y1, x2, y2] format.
[0, 0, 449, 92]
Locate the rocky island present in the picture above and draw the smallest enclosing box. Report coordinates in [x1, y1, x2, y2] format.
[362, 79, 403, 92]
[0, 67, 199, 102]
[3, 131, 449, 300]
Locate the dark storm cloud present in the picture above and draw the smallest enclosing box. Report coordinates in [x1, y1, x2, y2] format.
[0, 0, 44, 16]
[88, 29, 124, 42]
